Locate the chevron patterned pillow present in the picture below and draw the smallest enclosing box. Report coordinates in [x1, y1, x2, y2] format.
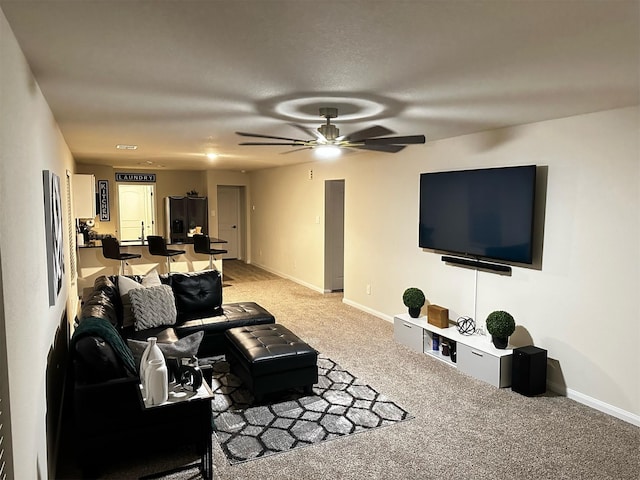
[118, 270, 163, 329]
[129, 284, 177, 331]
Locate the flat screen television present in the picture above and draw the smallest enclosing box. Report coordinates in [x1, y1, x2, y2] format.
[419, 165, 537, 264]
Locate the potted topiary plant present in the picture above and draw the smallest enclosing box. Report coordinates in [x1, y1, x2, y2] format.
[485, 310, 516, 349]
[402, 287, 425, 318]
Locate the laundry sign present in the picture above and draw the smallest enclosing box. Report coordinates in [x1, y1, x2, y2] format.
[115, 173, 156, 183]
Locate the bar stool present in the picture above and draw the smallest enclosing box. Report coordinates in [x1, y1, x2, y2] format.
[147, 235, 186, 272]
[101, 236, 141, 275]
[193, 234, 227, 270]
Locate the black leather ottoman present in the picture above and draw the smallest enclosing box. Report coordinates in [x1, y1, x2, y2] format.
[225, 324, 318, 402]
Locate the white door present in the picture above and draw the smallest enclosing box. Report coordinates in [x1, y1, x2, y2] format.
[324, 180, 345, 291]
[118, 184, 155, 241]
[217, 186, 241, 259]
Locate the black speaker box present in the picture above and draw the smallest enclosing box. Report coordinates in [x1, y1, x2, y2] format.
[511, 346, 547, 396]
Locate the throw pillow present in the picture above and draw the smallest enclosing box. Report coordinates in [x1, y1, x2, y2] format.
[129, 284, 177, 331]
[169, 270, 222, 320]
[127, 330, 204, 366]
[118, 275, 143, 328]
[141, 268, 161, 287]
[118, 270, 162, 328]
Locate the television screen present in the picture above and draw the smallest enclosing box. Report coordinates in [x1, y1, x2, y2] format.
[419, 165, 536, 264]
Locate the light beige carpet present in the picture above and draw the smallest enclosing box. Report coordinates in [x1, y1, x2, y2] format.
[58, 262, 640, 479]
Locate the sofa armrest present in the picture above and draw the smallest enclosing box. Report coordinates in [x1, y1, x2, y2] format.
[74, 376, 142, 431]
[74, 366, 212, 423]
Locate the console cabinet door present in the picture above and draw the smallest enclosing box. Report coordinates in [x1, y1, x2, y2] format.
[393, 318, 424, 353]
[457, 343, 504, 387]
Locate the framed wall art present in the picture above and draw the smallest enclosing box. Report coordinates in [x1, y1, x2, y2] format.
[43, 170, 65, 306]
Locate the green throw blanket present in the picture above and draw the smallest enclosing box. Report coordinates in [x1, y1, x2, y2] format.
[71, 317, 138, 376]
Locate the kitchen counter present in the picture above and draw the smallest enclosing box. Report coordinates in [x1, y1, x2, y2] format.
[76, 236, 227, 291]
[79, 237, 227, 248]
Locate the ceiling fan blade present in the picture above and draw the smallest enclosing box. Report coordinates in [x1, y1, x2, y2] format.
[236, 131, 307, 143]
[281, 147, 314, 155]
[342, 125, 395, 142]
[351, 144, 406, 153]
[239, 142, 305, 146]
[289, 123, 326, 142]
[364, 135, 426, 145]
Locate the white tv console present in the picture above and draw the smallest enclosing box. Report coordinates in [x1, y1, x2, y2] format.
[393, 313, 513, 388]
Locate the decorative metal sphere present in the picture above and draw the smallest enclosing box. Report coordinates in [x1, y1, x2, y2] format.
[456, 316, 476, 335]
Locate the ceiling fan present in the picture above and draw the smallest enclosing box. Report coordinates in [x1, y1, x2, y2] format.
[236, 107, 425, 155]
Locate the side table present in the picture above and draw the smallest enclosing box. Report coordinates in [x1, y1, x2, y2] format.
[138, 379, 215, 480]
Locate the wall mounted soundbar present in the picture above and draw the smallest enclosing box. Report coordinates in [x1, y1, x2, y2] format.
[441, 255, 512, 274]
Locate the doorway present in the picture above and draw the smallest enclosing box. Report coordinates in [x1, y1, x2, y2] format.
[118, 184, 156, 241]
[324, 179, 345, 292]
[217, 186, 244, 259]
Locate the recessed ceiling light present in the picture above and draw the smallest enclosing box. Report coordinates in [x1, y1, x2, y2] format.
[136, 161, 165, 168]
[116, 144, 138, 150]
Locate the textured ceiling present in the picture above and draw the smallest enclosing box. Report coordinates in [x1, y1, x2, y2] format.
[1, 0, 638, 171]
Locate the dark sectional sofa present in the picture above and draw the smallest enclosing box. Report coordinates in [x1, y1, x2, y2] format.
[74, 269, 275, 380]
[70, 268, 275, 475]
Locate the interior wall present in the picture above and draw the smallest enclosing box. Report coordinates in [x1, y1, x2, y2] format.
[205, 170, 251, 260]
[250, 163, 333, 289]
[75, 165, 207, 239]
[1, 9, 76, 479]
[249, 106, 639, 421]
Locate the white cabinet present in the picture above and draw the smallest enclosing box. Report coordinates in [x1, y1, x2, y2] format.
[393, 313, 513, 388]
[457, 343, 512, 388]
[393, 317, 424, 353]
[73, 174, 96, 219]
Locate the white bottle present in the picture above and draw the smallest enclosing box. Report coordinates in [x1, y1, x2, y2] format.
[145, 358, 168, 405]
[139, 337, 163, 387]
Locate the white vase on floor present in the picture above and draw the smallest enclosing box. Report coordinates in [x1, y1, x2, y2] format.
[140, 337, 163, 387]
[145, 358, 168, 405]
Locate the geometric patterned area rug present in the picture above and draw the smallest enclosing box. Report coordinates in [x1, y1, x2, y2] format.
[208, 355, 413, 465]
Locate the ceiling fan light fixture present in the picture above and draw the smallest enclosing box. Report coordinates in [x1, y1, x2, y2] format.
[314, 144, 341, 160]
[236, 107, 425, 156]
[318, 123, 339, 141]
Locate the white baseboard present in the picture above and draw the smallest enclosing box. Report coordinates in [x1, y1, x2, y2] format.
[343, 297, 639, 427]
[249, 262, 325, 294]
[245, 272, 640, 427]
[547, 381, 640, 427]
[342, 298, 393, 323]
